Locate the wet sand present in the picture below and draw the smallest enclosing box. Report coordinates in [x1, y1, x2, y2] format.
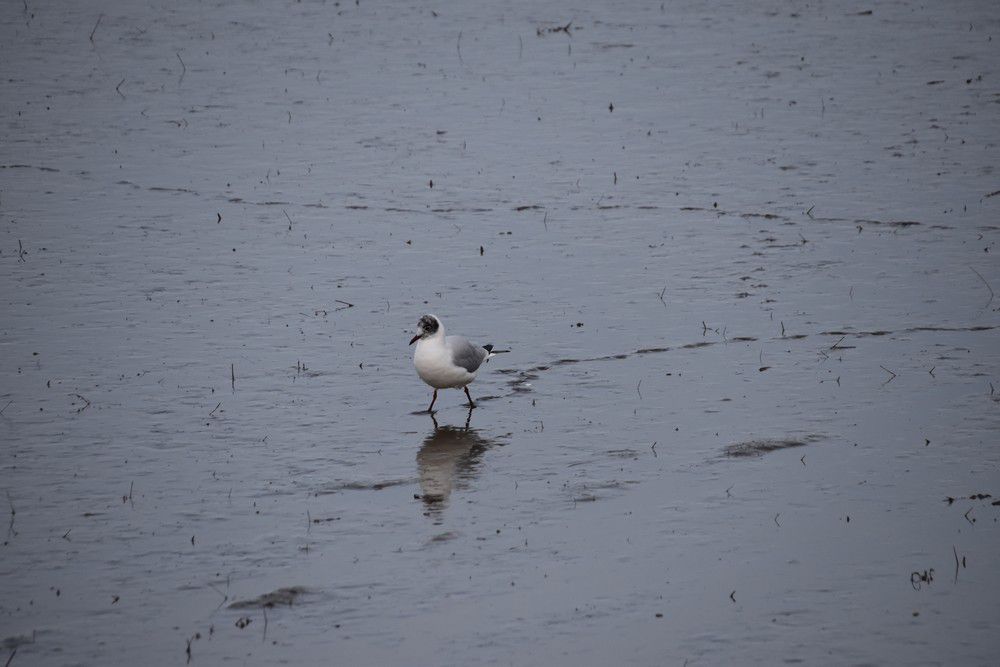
[2, 0, 999, 664]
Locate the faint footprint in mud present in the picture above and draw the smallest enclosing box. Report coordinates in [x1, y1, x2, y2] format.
[416, 411, 498, 511]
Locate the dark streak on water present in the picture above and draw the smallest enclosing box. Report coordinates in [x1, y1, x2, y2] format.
[722, 436, 824, 459]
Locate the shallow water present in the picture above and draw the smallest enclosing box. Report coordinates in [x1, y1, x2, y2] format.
[2, 0, 999, 664]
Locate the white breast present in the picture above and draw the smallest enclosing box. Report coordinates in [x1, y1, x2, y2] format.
[414, 337, 476, 389]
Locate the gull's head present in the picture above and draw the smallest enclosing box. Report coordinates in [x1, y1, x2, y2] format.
[409, 314, 442, 345]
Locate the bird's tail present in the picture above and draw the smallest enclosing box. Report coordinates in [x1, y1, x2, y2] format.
[482, 344, 510, 361]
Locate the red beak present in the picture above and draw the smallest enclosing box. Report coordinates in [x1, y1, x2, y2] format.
[408, 334, 421, 345]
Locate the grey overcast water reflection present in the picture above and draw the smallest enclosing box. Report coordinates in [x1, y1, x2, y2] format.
[2, 0, 999, 664]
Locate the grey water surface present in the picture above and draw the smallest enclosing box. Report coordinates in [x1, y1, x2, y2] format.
[2, 0, 999, 665]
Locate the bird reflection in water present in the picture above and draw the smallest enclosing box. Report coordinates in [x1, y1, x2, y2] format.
[417, 409, 494, 511]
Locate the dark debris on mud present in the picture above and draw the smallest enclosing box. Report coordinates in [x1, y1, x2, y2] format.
[563, 479, 639, 503]
[723, 435, 824, 458]
[2, 631, 35, 651]
[228, 586, 307, 609]
[316, 478, 416, 494]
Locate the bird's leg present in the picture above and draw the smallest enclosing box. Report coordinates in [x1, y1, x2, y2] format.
[464, 386, 476, 409]
[427, 389, 438, 413]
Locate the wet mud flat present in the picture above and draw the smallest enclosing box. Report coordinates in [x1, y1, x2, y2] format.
[2, 0, 999, 665]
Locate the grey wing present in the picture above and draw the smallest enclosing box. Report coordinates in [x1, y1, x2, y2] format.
[446, 335, 489, 373]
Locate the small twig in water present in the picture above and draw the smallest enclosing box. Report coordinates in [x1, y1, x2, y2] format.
[89, 13, 103, 43]
[115, 78, 126, 98]
[657, 286, 666, 306]
[953, 545, 960, 583]
[880, 365, 897, 383]
[176, 52, 186, 85]
[456, 31, 463, 64]
[231, 364, 235, 390]
[774, 513, 781, 527]
[334, 299, 354, 309]
[209, 401, 221, 417]
[636, 380, 642, 399]
[262, 606, 268, 643]
[6, 491, 15, 537]
[208, 586, 228, 611]
[0, 400, 11, 415]
[969, 266, 994, 308]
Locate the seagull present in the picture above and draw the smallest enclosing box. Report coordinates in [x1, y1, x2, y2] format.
[408, 314, 502, 412]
